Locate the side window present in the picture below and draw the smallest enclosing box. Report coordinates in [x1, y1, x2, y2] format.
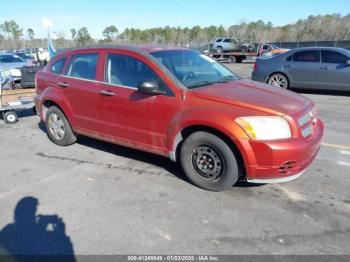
[105, 53, 172, 95]
[293, 51, 320, 62]
[263, 45, 269, 50]
[51, 58, 66, 74]
[321, 51, 348, 64]
[66, 53, 98, 80]
[286, 55, 292, 61]
[216, 39, 223, 42]
[223, 39, 232, 43]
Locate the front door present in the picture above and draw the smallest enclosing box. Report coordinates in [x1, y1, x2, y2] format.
[319, 50, 350, 90]
[99, 51, 181, 155]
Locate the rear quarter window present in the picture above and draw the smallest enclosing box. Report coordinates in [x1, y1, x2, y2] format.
[51, 58, 67, 74]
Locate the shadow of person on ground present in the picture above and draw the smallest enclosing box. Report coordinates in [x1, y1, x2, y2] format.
[0, 196, 75, 262]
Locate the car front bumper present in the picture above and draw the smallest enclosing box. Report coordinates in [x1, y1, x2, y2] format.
[235, 118, 324, 183]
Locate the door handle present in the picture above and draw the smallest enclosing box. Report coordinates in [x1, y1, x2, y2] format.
[58, 82, 69, 88]
[100, 90, 116, 96]
[320, 66, 329, 70]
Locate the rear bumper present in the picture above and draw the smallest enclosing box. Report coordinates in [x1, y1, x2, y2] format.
[236, 119, 324, 183]
[251, 71, 267, 83]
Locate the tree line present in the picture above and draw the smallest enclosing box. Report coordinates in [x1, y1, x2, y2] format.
[1, 14, 350, 49]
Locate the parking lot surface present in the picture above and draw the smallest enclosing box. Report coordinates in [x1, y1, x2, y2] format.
[0, 63, 349, 256]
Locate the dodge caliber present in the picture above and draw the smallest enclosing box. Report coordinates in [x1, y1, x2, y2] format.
[35, 46, 324, 191]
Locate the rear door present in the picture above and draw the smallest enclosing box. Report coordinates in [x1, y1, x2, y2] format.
[319, 50, 350, 90]
[57, 51, 103, 133]
[288, 50, 321, 88]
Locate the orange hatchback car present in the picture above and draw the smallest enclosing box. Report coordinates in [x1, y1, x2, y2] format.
[35, 46, 324, 191]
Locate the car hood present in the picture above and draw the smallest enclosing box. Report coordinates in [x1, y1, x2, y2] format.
[191, 79, 312, 115]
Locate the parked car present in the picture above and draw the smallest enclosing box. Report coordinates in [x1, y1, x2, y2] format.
[35, 46, 323, 191]
[14, 52, 36, 64]
[252, 47, 350, 90]
[212, 38, 253, 53]
[0, 53, 28, 69]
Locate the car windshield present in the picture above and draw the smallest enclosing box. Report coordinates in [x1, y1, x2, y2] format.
[151, 50, 240, 89]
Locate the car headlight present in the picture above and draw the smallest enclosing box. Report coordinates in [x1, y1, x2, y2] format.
[235, 116, 292, 140]
[10, 68, 21, 77]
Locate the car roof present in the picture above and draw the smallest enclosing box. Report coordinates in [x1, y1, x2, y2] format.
[58, 45, 191, 56]
[290, 46, 347, 52]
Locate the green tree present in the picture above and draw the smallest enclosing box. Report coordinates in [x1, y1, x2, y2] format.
[217, 25, 226, 37]
[0, 20, 23, 40]
[190, 26, 201, 44]
[70, 28, 77, 39]
[76, 27, 93, 46]
[102, 25, 118, 43]
[27, 28, 35, 40]
[207, 26, 218, 41]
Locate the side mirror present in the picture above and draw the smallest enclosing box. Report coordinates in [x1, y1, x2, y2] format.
[347, 60, 350, 66]
[137, 81, 166, 95]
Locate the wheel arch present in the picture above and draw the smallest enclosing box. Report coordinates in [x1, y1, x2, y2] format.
[171, 124, 246, 180]
[39, 87, 76, 126]
[41, 98, 75, 127]
[266, 71, 290, 86]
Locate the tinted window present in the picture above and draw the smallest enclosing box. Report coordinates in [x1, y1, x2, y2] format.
[262, 45, 269, 50]
[51, 58, 66, 74]
[286, 55, 292, 61]
[151, 50, 239, 89]
[215, 39, 223, 42]
[0, 55, 25, 63]
[293, 51, 320, 62]
[223, 39, 233, 43]
[321, 50, 348, 64]
[105, 53, 170, 93]
[66, 53, 98, 80]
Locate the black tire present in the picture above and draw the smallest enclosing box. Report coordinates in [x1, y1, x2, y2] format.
[45, 106, 77, 146]
[180, 131, 240, 191]
[216, 46, 223, 54]
[236, 57, 243, 63]
[228, 56, 236, 64]
[3, 111, 18, 124]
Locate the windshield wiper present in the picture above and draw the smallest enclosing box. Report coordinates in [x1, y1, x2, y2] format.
[216, 75, 237, 83]
[186, 81, 214, 89]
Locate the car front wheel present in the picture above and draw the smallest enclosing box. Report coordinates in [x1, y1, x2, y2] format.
[45, 106, 77, 146]
[180, 131, 240, 191]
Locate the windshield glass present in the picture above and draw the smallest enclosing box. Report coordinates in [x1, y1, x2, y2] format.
[151, 50, 240, 89]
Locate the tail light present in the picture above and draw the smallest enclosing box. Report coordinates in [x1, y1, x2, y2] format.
[253, 63, 258, 71]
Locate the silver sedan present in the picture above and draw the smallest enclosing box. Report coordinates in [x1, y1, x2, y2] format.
[252, 47, 350, 91]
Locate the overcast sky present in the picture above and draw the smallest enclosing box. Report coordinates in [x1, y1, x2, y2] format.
[1, 0, 349, 39]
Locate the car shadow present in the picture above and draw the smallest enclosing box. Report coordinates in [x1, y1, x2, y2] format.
[37, 121, 264, 189]
[292, 88, 350, 97]
[0, 196, 75, 262]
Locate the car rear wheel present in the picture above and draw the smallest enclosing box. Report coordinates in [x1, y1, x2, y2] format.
[228, 56, 236, 64]
[216, 46, 223, 54]
[45, 106, 77, 146]
[268, 73, 289, 89]
[180, 131, 239, 191]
